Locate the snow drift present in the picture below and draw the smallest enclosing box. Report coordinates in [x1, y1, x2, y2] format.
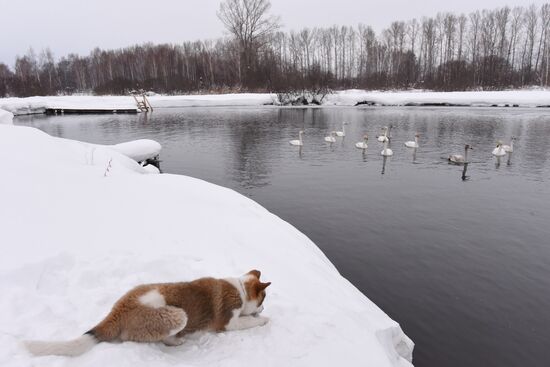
[112, 139, 162, 162]
[0, 124, 413, 367]
[0, 108, 13, 124]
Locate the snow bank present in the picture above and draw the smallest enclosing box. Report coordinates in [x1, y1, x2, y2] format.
[147, 93, 278, 108]
[0, 94, 277, 115]
[112, 139, 162, 162]
[325, 89, 550, 107]
[0, 125, 413, 367]
[0, 108, 14, 125]
[1, 90, 549, 115]
[0, 96, 139, 115]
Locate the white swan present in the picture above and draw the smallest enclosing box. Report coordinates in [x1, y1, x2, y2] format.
[377, 126, 389, 142]
[502, 137, 516, 153]
[290, 130, 304, 146]
[336, 122, 349, 138]
[492, 141, 507, 157]
[335, 122, 349, 137]
[449, 144, 472, 164]
[405, 133, 419, 148]
[355, 134, 368, 149]
[381, 139, 393, 156]
[324, 131, 336, 143]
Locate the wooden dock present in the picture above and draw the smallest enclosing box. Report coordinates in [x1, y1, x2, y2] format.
[44, 92, 153, 115]
[45, 108, 139, 115]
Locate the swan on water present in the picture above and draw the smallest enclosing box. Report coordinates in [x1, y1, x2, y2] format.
[492, 141, 507, 157]
[355, 134, 368, 150]
[502, 137, 516, 153]
[381, 139, 393, 156]
[405, 133, 420, 148]
[335, 122, 349, 137]
[449, 144, 472, 164]
[324, 131, 337, 143]
[377, 126, 389, 142]
[290, 130, 304, 146]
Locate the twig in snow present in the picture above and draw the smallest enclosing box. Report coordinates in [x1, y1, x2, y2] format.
[104, 158, 113, 177]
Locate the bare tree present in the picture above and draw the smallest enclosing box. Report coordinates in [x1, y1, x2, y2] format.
[218, 0, 280, 88]
[523, 5, 539, 83]
[2, 2, 550, 97]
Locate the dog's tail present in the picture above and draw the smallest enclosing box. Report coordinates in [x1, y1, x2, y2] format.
[24, 307, 123, 357]
[23, 331, 98, 357]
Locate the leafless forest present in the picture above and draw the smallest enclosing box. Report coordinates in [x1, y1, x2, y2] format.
[1, 0, 549, 97]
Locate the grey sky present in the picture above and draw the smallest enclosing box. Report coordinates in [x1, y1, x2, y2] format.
[0, 0, 546, 66]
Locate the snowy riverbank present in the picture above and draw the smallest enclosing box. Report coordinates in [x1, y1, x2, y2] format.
[0, 94, 278, 115]
[1, 90, 549, 115]
[0, 108, 14, 124]
[326, 89, 550, 107]
[0, 117, 413, 366]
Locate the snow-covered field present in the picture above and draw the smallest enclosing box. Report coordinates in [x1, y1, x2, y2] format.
[326, 89, 550, 107]
[0, 112, 413, 366]
[1, 90, 549, 115]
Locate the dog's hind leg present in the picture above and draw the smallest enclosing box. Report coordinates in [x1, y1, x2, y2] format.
[120, 305, 188, 344]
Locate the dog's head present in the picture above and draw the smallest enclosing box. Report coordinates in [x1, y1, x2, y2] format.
[241, 269, 271, 316]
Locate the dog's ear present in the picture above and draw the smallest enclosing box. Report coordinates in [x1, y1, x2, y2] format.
[247, 269, 261, 279]
[257, 282, 271, 291]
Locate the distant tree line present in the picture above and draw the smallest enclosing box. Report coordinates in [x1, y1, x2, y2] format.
[0, 1, 549, 97]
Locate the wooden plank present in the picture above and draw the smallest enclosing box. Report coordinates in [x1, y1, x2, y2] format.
[45, 108, 139, 115]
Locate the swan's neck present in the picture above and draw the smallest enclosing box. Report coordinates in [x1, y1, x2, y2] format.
[464, 148, 469, 162]
[342, 124, 346, 134]
[383, 140, 388, 150]
[510, 140, 514, 149]
[415, 136, 418, 143]
[299, 132, 303, 143]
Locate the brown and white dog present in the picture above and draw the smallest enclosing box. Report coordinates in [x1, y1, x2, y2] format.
[24, 270, 271, 356]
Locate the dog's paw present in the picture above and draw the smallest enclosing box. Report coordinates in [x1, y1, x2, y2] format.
[256, 316, 270, 326]
[163, 336, 184, 346]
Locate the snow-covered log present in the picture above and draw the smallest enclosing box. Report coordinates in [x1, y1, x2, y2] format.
[111, 139, 162, 162]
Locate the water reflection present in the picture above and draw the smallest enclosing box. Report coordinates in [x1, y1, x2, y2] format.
[495, 155, 502, 168]
[228, 119, 272, 188]
[381, 155, 388, 175]
[461, 163, 470, 181]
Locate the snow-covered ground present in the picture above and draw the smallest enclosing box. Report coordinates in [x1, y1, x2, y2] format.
[0, 94, 278, 115]
[1, 90, 549, 115]
[0, 96, 139, 115]
[0, 108, 14, 124]
[0, 116, 413, 366]
[326, 89, 550, 107]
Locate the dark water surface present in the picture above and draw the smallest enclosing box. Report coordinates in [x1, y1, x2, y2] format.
[16, 107, 550, 367]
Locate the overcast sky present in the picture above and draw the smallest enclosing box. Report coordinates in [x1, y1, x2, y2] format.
[0, 0, 546, 66]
